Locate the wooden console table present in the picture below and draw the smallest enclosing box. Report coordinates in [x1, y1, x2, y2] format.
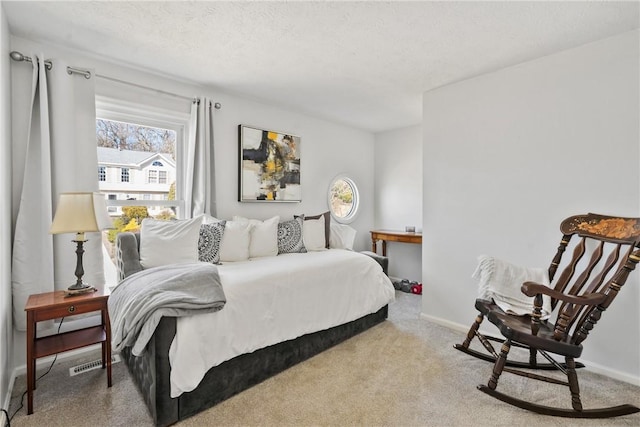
[25, 290, 112, 414]
[370, 230, 422, 256]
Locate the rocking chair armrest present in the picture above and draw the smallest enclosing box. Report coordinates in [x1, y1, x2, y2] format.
[521, 282, 607, 306]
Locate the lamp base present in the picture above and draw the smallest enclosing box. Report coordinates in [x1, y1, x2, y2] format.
[64, 285, 97, 297]
[68, 281, 91, 291]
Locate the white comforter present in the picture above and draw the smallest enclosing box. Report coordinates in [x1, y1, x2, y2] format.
[168, 249, 395, 397]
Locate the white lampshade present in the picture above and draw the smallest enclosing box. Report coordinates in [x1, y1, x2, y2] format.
[50, 192, 113, 234]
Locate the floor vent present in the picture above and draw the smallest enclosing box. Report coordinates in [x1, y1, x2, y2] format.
[69, 354, 121, 377]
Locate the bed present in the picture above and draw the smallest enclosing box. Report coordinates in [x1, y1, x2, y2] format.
[113, 231, 394, 426]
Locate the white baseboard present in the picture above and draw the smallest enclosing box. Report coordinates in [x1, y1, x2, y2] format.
[582, 359, 640, 387]
[2, 366, 17, 424]
[11, 343, 103, 378]
[421, 313, 470, 333]
[420, 313, 640, 387]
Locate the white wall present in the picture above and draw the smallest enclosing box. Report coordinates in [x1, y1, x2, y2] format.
[0, 2, 13, 417]
[8, 35, 375, 370]
[423, 30, 640, 383]
[374, 125, 422, 281]
[213, 92, 375, 252]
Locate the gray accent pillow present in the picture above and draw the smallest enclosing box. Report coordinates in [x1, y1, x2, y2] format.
[116, 232, 143, 281]
[277, 216, 307, 254]
[198, 221, 226, 264]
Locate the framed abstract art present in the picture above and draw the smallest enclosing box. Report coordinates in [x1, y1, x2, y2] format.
[238, 124, 301, 202]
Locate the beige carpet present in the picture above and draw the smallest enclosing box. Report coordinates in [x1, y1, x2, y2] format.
[8, 291, 640, 426]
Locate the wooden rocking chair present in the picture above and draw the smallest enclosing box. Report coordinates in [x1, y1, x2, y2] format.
[454, 213, 640, 418]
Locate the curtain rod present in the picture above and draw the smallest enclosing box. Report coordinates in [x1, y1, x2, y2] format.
[9, 50, 221, 109]
[9, 51, 52, 70]
[11, 51, 94, 79]
[95, 73, 221, 109]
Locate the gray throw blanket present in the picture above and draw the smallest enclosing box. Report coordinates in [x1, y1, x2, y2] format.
[109, 262, 226, 356]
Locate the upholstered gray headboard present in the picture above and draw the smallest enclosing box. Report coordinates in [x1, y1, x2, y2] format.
[116, 232, 143, 282]
[359, 251, 388, 276]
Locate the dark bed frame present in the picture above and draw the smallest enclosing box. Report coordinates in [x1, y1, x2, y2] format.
[120, 306, 388, 426]
[115, 231, 390, 427]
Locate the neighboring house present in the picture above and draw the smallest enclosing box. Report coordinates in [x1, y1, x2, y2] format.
[97, 146, 176, 217]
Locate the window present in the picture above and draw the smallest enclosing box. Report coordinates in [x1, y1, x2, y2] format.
[328, 175, 360, 223]
[148, 168, 167, 184]
[96, 96, 189, 276]
[107, 194, 117, 213]
[98, 166, 106, 181]
[96, 108, 183, 217]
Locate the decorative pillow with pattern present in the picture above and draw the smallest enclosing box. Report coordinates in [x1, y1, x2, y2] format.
[198, 220, 226, 264]
[277, 216, 307, 254]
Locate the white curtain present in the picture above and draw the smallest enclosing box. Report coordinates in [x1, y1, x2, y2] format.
[12, 55, 104, 331]
[185, 97, 216, 218]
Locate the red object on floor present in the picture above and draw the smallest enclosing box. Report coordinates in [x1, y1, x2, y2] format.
[411, 283, 422, 295]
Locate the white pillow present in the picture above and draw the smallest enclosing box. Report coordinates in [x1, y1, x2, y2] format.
[303, 218, 327, 251]
[139, 216, 203, 269]
[233, 216, 280, 258]
[329, 223, 357, 250]
[202, 214, 222, 224]
[219, 220, 252, 262]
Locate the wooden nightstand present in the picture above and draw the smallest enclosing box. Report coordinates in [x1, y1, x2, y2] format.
[24, 290, 112, 415]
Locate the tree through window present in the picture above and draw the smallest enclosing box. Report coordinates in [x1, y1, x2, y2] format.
[96, 118, 176, 155]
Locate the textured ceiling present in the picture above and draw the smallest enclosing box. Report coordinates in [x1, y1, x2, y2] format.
[4, 1, 639, 133]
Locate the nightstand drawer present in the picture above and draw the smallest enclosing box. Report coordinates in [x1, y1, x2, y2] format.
[32, 299, 105, 322]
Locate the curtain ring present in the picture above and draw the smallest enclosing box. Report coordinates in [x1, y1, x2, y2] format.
[66, 66, 91, 79]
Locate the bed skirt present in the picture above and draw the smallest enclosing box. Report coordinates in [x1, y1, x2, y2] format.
[121, 305, 389, 426]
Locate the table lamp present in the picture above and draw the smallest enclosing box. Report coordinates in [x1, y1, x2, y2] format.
[50, 192, 113, 291]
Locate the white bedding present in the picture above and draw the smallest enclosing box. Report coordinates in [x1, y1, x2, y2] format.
[168, 249, 395, 397]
